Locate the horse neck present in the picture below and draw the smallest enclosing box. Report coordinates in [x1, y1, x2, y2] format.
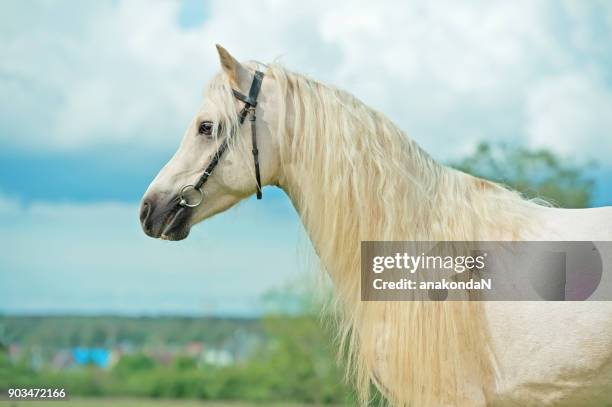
[272, 73, 533, 405]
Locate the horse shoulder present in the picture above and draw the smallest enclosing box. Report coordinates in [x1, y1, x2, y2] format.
[485, 205, 612, 404]
[486, 301, 612, 405]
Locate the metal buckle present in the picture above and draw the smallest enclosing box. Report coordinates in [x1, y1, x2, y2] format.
[179, 184, 203, 208]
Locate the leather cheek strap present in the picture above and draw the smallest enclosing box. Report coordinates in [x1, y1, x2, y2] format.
[232, 70, 264, 199]
[250, 109, 262, 199]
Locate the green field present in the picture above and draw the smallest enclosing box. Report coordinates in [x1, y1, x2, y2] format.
[1, 398, 326, 407]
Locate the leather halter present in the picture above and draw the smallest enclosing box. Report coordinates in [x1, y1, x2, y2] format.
[179, 70, 264, 208]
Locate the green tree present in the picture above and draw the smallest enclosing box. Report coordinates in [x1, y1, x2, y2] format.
[452, 142, 595, 208]
[112, 354, 156, 376]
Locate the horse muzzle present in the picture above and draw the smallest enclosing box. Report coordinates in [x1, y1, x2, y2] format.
[139, 194, 191, 241]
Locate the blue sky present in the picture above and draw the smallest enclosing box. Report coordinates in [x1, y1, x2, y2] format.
[1, 0, 611, 316]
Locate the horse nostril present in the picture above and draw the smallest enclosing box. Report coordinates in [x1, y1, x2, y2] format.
[140, 201, 151, 226]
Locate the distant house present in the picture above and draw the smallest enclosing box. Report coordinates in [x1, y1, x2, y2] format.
[203, 348, 233, 366]
[8, 343, 21, 363]
[71, 347, 110, 368]
[184, 341, 204, 357]
[51, 349, 74, 370]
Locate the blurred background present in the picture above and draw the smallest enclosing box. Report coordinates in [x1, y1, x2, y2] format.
[1, 0, 611, 405]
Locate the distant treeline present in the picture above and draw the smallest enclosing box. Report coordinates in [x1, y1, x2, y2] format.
[0, 315, 262, 349]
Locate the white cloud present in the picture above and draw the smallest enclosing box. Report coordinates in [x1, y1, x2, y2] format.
[0, 191, 309, 315]
[1, 0, 611, 163]
[526, 72, 612, 158]
[0, 1, 212, 151]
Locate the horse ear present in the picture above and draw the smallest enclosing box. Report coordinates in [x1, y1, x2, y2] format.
[215, 44, 248, 89]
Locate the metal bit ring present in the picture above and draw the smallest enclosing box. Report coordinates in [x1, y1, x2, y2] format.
[178, 185, 203, 208]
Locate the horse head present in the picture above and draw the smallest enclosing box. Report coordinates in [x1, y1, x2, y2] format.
[140, 45, 282, 240]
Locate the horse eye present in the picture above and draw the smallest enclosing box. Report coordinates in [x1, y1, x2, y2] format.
[198, 121, 214, 136]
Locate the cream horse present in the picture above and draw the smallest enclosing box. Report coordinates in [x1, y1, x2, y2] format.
[140, 45, 612, 406]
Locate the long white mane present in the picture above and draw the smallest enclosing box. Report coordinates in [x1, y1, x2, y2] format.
[210, 63, 544, 406]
